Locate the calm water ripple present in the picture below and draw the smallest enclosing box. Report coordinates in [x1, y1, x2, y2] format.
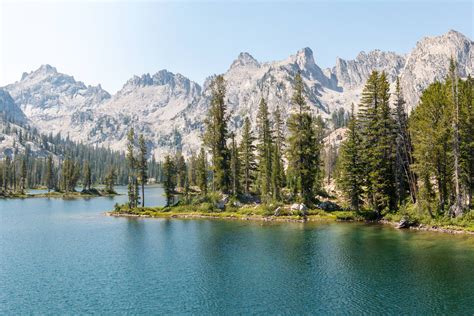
[1, 186, 474, 314]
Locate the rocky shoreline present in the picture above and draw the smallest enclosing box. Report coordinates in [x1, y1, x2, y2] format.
[107, 211, 474, 235]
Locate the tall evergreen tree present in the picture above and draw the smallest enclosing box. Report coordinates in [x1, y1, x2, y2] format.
[163, 155, 176, 206]
[447, 59, 463, 217]
[271, 105, 285, 200]
[19, 158, 27, 194]
[459, 75, 474, 209]
[126, 128, 139, 208]
[104, 166, 117, 194]
[239, 117, 256, 195]
[358, 71, 396, 214]
[196, 147, 208, 196]
[175, 152, 187, 189]
[337, 105, 364, 211]
[393, 77, 417, 205]
[230, 132, 240, 196]
[410, 82, 452, 215]
[138, 134, 148, 207]
[203, 75, 231, 193]
[286, 72, 319, 204]
[83, 161, 92, 191]
[45, 155, 54, 192]
[256, 97, 273, 200]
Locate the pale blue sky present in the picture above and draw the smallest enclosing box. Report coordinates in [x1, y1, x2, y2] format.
[1, 0, 472, 93]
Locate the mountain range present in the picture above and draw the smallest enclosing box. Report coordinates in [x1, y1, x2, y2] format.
[1, 30, 472, 158]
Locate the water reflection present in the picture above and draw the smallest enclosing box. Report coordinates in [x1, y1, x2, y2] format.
[0, 190, 473, 314]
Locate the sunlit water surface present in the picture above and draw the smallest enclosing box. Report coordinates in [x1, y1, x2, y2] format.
[1, 186, 474, 314]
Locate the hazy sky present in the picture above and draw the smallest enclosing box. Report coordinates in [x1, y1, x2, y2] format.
[1, 0, 472, 93]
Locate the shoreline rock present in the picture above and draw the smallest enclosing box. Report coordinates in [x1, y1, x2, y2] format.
[108, 211, 474, 236]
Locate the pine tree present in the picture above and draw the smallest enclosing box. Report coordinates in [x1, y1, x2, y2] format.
[410, 82, 452, 215]
[203, 75, 231, 193]
[286, 72, 319, 204]
[448, 59, 463, 217]
[19, 158, 27, 194]
[196, 147, 208, 196]
[393, 77, 417, 205]
[313, 115, 325, 194]
[459, 75, 474, 209]
[163, 155, 176, 206]
[337, 105, 364, 211]
[83, 161, 92, 191]
[138, 134, 148, 207]
[358, 71, 396, 214]
[256, 97, 273, 200]
[230, 132, 240, 196]
[239, 117, 256, 195]
[271, 105, 285, 200]
[187, 151, 198, 187]
[45, 155, 54, 192]
[104, 166, 117, 194]
[126, 128, 139, 208]
[175, 152, 187, 189]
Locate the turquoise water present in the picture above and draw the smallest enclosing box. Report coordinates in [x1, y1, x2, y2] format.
[1, 186, 474, 314]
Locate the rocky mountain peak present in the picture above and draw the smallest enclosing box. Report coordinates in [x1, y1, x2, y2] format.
[2, 30, 471, 158]
[230, 52, 260, 69]
[290, 47, 316, 69]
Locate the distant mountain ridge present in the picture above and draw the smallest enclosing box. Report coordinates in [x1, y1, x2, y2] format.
[2, 30, 473, 158]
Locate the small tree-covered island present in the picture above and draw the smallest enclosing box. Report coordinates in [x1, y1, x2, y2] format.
[109, 59, 474, 234]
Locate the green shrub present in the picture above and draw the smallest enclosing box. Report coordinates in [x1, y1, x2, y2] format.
[333, 211, 355, 221]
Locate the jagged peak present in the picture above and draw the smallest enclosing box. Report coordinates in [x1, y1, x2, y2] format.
[21, 64, 58, 81]
[230, 52, 259, 69]
[37, 64, 57, 73]
[287, 47, 316, 69]
[444, 29, 471, 41]
[415, 29, 472, 49]
[118, 69, 200, 95]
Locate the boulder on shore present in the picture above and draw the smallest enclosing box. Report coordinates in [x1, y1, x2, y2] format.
[290, 203, 308, 216]
[397, 216, 417, 229]
[316, 201, 341, 212]
[274, 206, 282, 216]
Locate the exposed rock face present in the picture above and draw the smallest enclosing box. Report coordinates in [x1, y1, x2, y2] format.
[2, 30, 472, 157]
[0, 89, 27, 125]
[400, 30, 474, 108]
[3, 64, 111, 137]
[330, 50, 406, 90]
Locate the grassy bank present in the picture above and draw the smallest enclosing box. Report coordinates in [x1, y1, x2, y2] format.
[109, 201, 474, 234]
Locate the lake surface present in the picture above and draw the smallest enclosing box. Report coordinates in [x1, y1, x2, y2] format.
[1, 186, 474, 314]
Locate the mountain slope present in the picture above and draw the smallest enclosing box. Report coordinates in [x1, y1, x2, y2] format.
[3, 65, 111, 137]
[3, 30, 472, 158]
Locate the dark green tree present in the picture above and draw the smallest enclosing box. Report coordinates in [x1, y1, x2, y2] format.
[138, 134, 148, 207]
[286, 72, 319, 204]
[196, 147, 208, 196]
[337, 105, 364, 211]
[230, 132, 240, 196]
[45, 155, 55, 192]
[393, 77, 417, 205]
[82, 161, 92, 191]
[126, 128, 139, 208]
[203, 75, 231, 193]
[271, 105, 285, 200]
[239, 117, 256, 195]
[256, 97, 273, 200]
[163, 155, 176, 206]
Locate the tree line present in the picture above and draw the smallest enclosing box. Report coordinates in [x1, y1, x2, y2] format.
[337, 59, 473, 217]
[156, 72, 326, 207]
[0, 122, 160, 196]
